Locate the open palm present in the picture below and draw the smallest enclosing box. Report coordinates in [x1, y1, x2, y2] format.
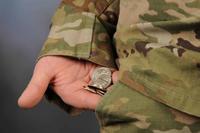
[18, 56, 113, 110]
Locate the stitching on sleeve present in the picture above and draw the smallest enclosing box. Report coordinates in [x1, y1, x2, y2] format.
[97, 0, 116, 17]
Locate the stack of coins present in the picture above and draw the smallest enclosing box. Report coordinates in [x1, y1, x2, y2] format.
[85, 67, 112, 96]
[85, 86, 107, 96]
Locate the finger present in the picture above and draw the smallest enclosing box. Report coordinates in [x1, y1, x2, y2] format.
[112, 71, 119, 83]
[56, 81, 101, 110]
[79, 89, 102, 110]
[18, 63, 52, 109]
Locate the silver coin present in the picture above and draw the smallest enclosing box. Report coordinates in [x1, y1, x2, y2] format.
[96, 90, 106, 96]
[91, 67, 112, 82]
[85, 85, 106, 96]
[87, 67, 112, 95]
[85, 86, 97, 93]
[94, 75, 112, 90]
[91, 67, 112, 90]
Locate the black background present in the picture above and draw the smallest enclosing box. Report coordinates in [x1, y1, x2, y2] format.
[0, 0, 99, 132]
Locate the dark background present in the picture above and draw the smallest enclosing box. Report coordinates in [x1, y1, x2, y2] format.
[0, 0, 99, 132]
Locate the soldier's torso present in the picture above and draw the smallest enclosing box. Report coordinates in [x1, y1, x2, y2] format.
[114, 0, 200, 117]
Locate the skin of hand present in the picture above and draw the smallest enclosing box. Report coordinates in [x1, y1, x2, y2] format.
[18, 56, 118, 110]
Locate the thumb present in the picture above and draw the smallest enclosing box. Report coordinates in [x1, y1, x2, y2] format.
[18, 62, 52, 109]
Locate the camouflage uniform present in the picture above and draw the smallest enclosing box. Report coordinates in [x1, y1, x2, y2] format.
[39, 0, 200, 132]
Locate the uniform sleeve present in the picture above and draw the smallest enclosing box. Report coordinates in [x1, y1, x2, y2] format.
[39, 0, 118, 68]
[38, 0, 119, 115]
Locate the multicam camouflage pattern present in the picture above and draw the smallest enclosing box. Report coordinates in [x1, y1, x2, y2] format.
[39, 0, 200, 132]
[115, 0, 200, 117]
[39, 0, 118, 68]
[96, 82, 200, 133]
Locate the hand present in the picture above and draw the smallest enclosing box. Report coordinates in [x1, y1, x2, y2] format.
[18, 56, 118, 110]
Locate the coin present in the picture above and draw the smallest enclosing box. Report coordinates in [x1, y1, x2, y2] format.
[91, 67, 111, 81]
[85, 86, 97, 93]
[96, 90, 105, 96]
[85, 86, 106, 96]
[91, 67, 112, 90]
[86, 67, 112, 96]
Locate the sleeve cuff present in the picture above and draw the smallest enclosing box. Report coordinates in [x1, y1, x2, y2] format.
[38, 3, 116, 68]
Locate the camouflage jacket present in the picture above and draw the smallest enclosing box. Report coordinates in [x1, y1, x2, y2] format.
[39, 0, 200, 132]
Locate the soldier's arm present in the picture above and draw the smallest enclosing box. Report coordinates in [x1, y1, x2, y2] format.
[38, 0, 119, 114]
[39, 0, 119, 68]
